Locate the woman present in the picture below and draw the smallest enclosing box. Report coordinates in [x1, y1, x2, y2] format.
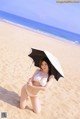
[20, 57, 54, 113]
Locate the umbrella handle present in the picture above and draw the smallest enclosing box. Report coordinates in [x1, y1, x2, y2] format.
[29, 60, 34, 69]
[23, 61, 34, 79]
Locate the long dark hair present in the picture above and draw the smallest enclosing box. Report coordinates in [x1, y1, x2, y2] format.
[39, 57, 51, 82]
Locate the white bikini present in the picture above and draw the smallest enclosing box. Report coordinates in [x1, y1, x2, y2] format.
[26, 70, 48, 97]
[33, 70, 48, 86]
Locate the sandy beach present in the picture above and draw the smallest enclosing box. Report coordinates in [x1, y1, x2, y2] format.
[0, 21, 80, 119]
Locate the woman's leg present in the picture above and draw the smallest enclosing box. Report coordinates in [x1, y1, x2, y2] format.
[30, 96, 41, 113]
[20, 85, 28, 109]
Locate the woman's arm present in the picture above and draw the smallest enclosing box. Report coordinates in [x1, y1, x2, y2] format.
[43, 75, 54, 90]
[28, 75, 54, 91]
[27, 82, 45, 91]
[27, 69, 40, 83]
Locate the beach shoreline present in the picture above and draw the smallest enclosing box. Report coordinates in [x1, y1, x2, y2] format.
[1, 19, 80, 47]
[0, 10, 80, 44]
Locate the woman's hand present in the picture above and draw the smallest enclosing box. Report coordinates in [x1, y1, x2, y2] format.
[27, 81, 32, 86]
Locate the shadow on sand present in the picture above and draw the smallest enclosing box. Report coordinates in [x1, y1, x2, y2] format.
[0, 86, 20, 108]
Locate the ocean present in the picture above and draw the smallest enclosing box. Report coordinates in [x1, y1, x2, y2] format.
[0, 10, 80, 45]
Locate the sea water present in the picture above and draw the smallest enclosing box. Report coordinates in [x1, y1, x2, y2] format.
[0, 10, 80, 45]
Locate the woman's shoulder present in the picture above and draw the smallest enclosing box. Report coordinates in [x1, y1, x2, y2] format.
[32, 69, 40, 77]
[35, 69, 41, 73]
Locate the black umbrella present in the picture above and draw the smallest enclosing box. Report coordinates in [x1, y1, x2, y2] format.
[28, 48, 64, 81]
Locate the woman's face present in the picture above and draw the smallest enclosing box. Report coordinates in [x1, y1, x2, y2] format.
[41, 61, 49, 73]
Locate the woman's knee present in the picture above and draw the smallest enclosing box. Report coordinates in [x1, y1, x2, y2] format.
[34, 103, 41, 113]
[20, 102, 26, 109]
[20, 104, 25, 109]
[20, 96, 28, 109]
[34, 106, 41, 113]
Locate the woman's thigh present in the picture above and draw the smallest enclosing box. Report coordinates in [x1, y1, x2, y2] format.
[30, 96, 41, 113]
[21, 84, 28, 98]
[20, 85, 29, 109]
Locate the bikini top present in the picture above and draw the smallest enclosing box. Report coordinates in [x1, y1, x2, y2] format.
[33, 70, 48, 86]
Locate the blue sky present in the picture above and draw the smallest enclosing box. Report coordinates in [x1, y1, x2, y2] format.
[0, 0, 80, 34]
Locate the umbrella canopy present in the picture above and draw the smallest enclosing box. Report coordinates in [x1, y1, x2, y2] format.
[28, 48, 64, 81]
